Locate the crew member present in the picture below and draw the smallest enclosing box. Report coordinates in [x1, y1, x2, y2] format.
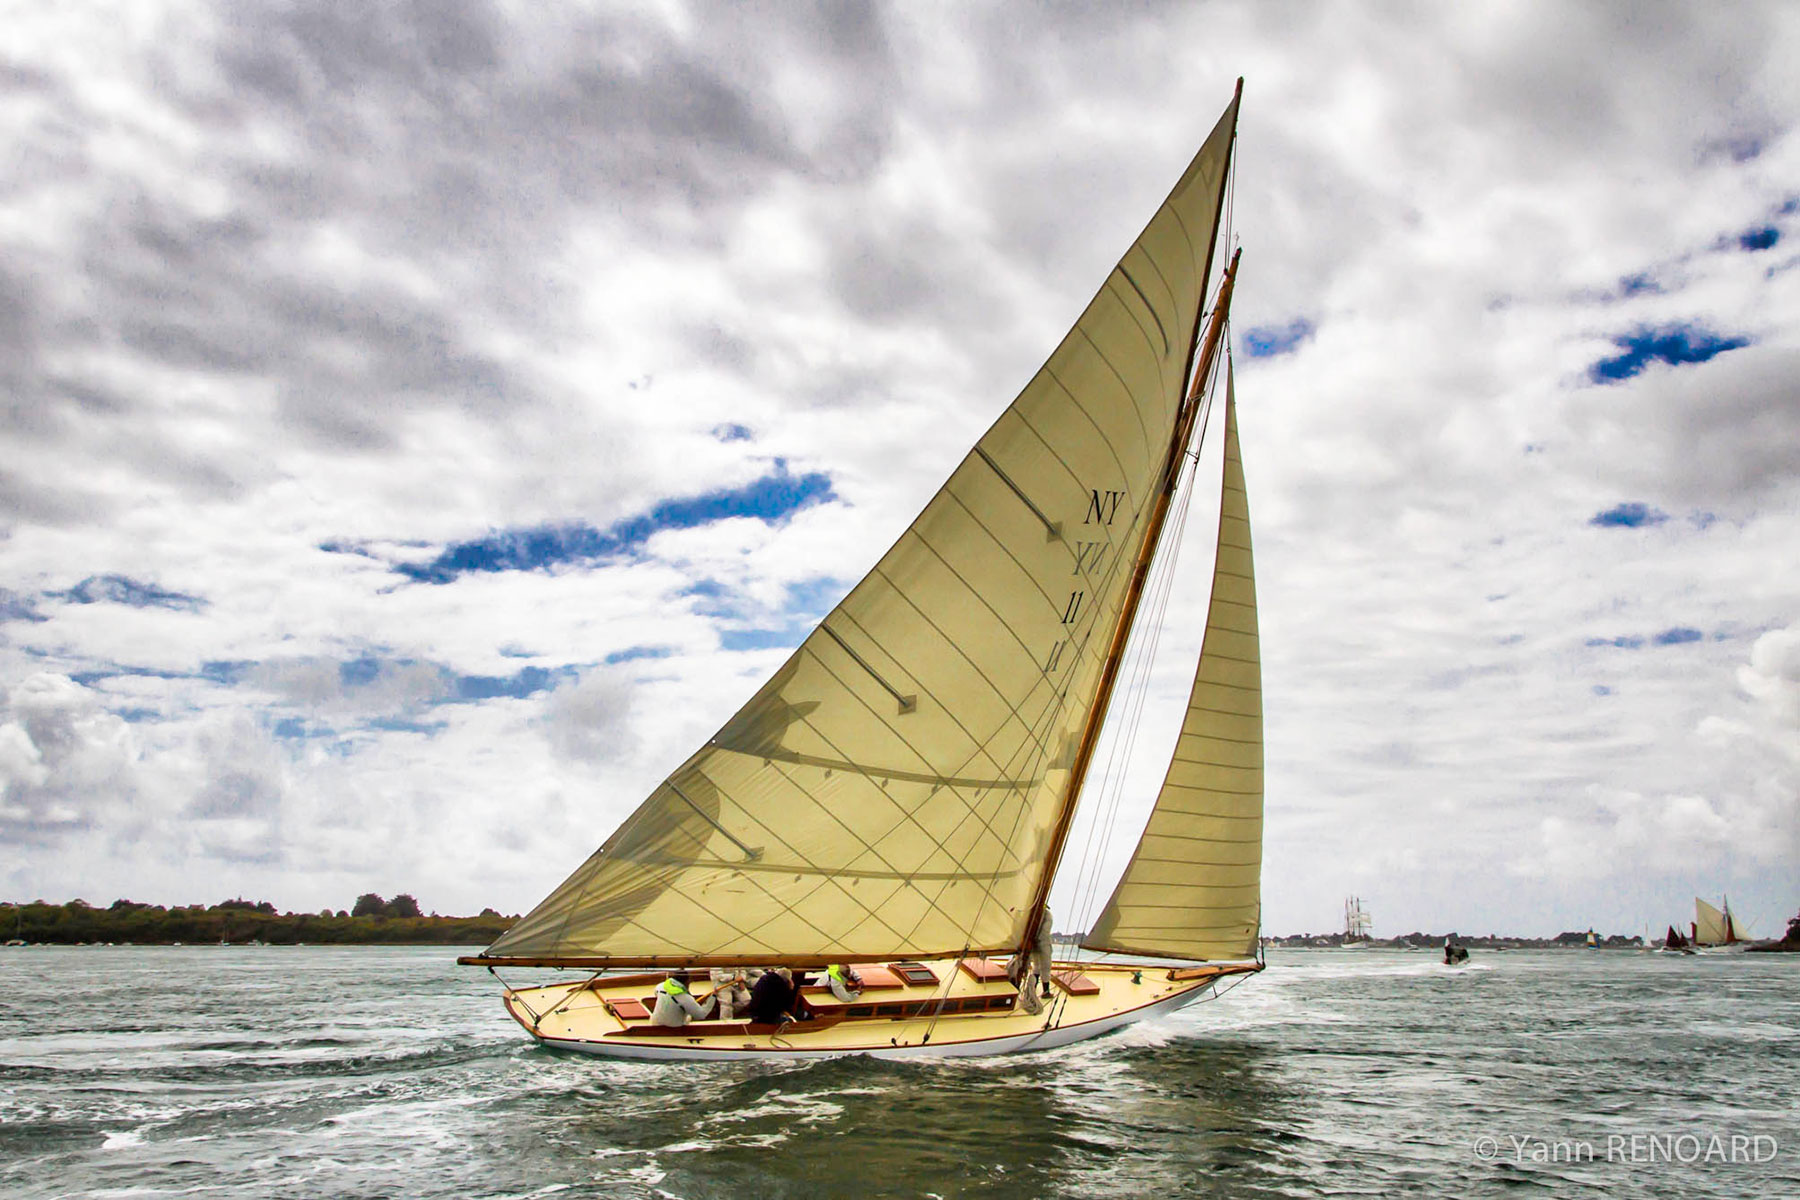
[651, 970, 716, 1027]
[826, 963, 863, 1002]
[1010, 905, 1056, 1014]
[710, 968, 754, 1020]
[748, 966, 801, 1026]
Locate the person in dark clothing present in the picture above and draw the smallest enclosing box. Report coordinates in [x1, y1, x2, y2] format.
[748, 967, 802, 1025]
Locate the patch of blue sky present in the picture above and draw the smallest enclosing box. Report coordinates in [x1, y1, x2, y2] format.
[720, 628, 806, 652]
[1589, 502, 1668, 528]
[715, 579, 843, 652]
[338, 656, 573, 703]
[339, 657, 384, 687]
[604, 645, 675, 664]
[70, 664, 187, 686]
[1613, 271, 1663, 298]
[51, 574, 205, 612]
[1739, 226, 1780, 252]
[112, 707, 162, 723]
[453, 664, 574, 701]
[1589, 324, 1750, 384]
[783, 576, 847, 618]
[1592, 685, 1613, 696]
[681, 578, 739, 619]
[271, 716, 334, 740]
[317, 539, 380, 559]
[713, 423, 753, 441]
[1242, 318, 1313, 359]
[366, 716, 449, 735]
[398, 462, 836, 584]
[1586, 628, 1708, 650]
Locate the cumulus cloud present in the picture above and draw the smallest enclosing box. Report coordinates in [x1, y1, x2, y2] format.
[541, 668, 636, 764]
[0, 674, 138, 843]
[1740, 623, 1800, 734]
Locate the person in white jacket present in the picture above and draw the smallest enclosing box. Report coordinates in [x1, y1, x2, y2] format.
[651, 971, 716, 1027]
[825, 963, 863, 1002]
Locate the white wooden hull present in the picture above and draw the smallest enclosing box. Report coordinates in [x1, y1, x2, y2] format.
[497, 958, 1259, 1063]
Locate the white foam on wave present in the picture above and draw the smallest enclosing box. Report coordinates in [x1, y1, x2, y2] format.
[101, 1127, 146, 1150]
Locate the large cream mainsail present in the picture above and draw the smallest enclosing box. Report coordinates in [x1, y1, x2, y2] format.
[483, 96, 1241, 966]
[1694, 897, 1737, 945]
[1083, 369, 1262, 962]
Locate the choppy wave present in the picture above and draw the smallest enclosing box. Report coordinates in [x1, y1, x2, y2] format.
[2, 945, 1796, 1198]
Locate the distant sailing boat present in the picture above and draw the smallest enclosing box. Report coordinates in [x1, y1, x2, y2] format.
[461, 84, 1265, 1060]
[1692, 897, 1747, 951]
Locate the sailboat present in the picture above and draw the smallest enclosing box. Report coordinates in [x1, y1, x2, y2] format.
[1659, 924, 1694, 955]
[460, 84, 1265, 1060]
[1692, 897, 1747, 951]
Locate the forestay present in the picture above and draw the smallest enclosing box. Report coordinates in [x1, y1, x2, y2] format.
[1084, 370, 1262, 963]
[484, 95, 1241, 966]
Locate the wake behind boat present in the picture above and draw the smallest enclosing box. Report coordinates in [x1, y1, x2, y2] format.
[462, 83, 1265, 1060]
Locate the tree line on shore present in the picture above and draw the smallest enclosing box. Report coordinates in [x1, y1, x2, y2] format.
[0, 895, 517, 945]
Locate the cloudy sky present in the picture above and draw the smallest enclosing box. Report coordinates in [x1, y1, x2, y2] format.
[3, 1, 1797, 940]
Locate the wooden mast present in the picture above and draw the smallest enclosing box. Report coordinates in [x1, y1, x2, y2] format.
[1017, 83, 1243, 963]
[1016, 247, 1242, 961]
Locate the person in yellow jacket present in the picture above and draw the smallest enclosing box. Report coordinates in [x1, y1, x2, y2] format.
[825, 963, 863, 1002]
[651, 970, 717, 1027]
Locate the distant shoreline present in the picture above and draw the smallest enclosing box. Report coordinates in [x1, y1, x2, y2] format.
[0, 900, 514, 946]
[1263, 932, 1647, 949]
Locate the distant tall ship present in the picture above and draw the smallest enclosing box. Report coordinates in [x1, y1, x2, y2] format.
[1342, 896, 1372, 947]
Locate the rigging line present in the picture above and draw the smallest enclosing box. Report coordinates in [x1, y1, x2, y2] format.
[1067, 436, 1202, 933]
[1063, 435, 1196, 927]
[1224, 121, 1238, 262]
[1058, 332, 1216, 935]
[1078, 374, 1215, 919]
[920, 939, 972, 1045]
[1069, 353, 1222, 933]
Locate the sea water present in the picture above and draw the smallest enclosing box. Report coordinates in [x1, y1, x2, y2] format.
[1, 945, 1794, 1198]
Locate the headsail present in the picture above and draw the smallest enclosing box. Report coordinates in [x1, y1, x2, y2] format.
[481, 94, 1242, 967]
[1083, 367, 1263, 962]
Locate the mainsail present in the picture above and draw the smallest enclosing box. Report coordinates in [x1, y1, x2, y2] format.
[481, 94, 1243, 967]
[1694, 897, 1741, 946]
[1083, 370, 1263, 962]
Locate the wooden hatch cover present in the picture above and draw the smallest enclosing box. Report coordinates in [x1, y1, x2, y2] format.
[606, 997, 651, 1021]
[1051, 970, 1101, 996]
[957, 958, 1012, 982]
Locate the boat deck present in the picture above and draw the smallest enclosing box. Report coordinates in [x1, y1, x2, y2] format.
[499, 957, 1261, 1060]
